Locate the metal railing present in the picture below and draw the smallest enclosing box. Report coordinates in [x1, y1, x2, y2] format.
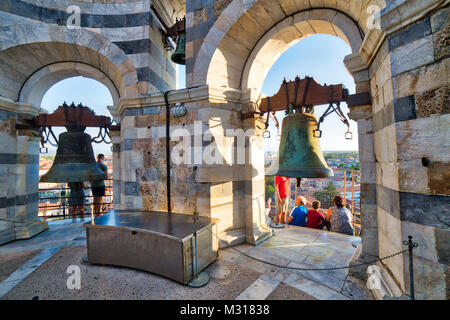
[38, 179, 114, 220]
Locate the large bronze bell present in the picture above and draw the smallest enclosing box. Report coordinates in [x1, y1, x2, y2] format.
[40, 130, 106, 183]
[267, 112, 333, 178]
[171, 33, 186, 65]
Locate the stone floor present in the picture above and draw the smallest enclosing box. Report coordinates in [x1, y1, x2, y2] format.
[0, 218, 373, 300]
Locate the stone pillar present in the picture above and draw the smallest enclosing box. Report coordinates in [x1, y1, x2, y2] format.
[109, 129, 121, 210]
[241, 89, 272, 245]
[349, 2, 450, 299]
[381, 8, 449, 298]
[347, 104, 378, 279]
[0, 98, 48, 245]
[116, 86, 272, 247]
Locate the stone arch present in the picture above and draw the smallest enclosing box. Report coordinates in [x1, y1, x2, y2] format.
[0, 23, 139, 111]
[241, 9, 363, 92]
[19, 62, 120, 108]
[192, 0, 386, 89]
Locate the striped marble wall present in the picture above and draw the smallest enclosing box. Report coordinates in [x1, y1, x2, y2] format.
[0, 0, 183, 94]
[0, 101, 48, 244]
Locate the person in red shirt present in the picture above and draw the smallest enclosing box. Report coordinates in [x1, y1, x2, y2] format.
[275, 176, 290, 224]
[306, 200, 326, 229]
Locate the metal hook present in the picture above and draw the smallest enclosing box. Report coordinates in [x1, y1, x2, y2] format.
[313, 129, 322, 138]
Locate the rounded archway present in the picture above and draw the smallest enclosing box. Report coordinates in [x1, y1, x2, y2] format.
[0, 23, 139, 112]
[37, 76, 116, 220]
[20, 62, 120, 108]
[241, 9, 363, 92]
[191, 0, 386, 90]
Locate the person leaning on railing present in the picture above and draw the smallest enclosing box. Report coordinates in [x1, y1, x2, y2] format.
[68, 181, 85, 219]
[91, 153, 108, 217]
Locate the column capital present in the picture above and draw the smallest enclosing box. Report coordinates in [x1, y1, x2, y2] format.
[348, 105, 372, 121]
[0, 97, 41, 116]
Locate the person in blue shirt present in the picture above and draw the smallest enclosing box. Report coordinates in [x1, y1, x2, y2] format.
[287, 196, 308, 227]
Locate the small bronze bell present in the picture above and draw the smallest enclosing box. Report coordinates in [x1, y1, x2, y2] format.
[267, 111, 333, 178]
[40, 130, 106, 183]
[171, 33, 186, 65]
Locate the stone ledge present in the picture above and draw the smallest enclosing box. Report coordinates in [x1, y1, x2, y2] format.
[117, 86, 243, 115]
[245, 225, 273, 246]
[14, 220, 48, 240]
[371, 261, 405, 300]
[217, 228, 246, 248]
[381, 0, 443, 36]
[0, 224, 15, 245]
[0, 97, 41, 116]
[348, 244, 378, 280]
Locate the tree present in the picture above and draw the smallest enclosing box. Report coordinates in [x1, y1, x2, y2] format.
[313, 181, 339, 209]
[265, 185, 275, 201]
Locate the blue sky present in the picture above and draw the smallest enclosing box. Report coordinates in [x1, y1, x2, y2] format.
[40, 77, 114, 155]
[260, 34, 357, 152]
[41, 33, 357, 155]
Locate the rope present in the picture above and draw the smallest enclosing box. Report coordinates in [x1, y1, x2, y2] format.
[208, 228, 409, 271]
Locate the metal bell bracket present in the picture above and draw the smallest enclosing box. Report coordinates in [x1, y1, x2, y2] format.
[345, 130, 353, 140]
[316, 101, 352, 139]
[40, 126, 59, 148]
[91, 126, 112, 144]
[262, 97, 279, 139]
[262, 113, 280, 139]
[313, 129, 322, 138]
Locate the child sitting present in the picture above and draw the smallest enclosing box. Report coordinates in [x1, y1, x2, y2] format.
[305, 200, 325, 229]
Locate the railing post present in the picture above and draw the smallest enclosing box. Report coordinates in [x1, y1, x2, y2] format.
[403, 235, 418, 300]
[351, 170, 354, 217]
[341, 170, 346, 207]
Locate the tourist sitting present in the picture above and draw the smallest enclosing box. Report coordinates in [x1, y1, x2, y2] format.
[326, 195, 354, 236]
[287, 196, 307, 227]
[305, 200, 325, 230]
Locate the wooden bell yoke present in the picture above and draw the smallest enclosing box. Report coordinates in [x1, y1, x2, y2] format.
[244, 76, 372, 140]
[243, 76, 371, 118]
[16, 102, 120, 149]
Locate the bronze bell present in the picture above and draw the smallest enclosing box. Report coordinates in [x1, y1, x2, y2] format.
[267, 112, 333, 178]
[171, 33, 186, 65]
[40, 131, 106, 183]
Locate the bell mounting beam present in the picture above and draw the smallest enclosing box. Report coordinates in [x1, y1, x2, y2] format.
[16, 102, 117, 130]
[257, 76, 371, 114]
[35, 103, 111, 128]
[151, 4, 185, 40]
[16, 103, 119, 150]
